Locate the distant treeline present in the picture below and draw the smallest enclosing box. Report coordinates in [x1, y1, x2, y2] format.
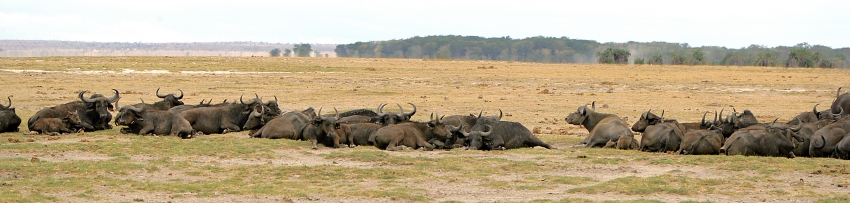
[0, 40, 338, 52]
[334, 36, 850, 68]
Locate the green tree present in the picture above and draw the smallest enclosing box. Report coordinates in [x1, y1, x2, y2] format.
[754, 51, 776, 66]
[283, 48, 292, 57]
[269, 48, 281, 57]
[334, 45, 349, 57]
[634, 57, 645, 65]
[596, 48, 630, 64]
[670, 52, 689, 65]
[648, 53, 663, 65]
[692, 49, 705, 65]
[293, 44, 313, 57]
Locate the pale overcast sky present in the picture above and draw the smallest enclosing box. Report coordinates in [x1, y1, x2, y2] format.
[1, 0, 848, 48]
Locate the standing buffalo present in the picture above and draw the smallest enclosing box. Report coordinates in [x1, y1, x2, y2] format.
[372, 113, 455, 151]
[115, 99, 194, 138]
[565, 103, 636, 149]
[179, 95, 261, 134]
[831, 87, 850, 118]
[808, 117, 850, 157]
[0, 96, 21, 132]
[631, 110, 685, 152]
[720, 120, 804, 158]
[465, 110, 552, 150]
[28, 89, 119, 132]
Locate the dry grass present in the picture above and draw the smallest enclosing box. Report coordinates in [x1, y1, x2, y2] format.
[1, 56, 849, 202]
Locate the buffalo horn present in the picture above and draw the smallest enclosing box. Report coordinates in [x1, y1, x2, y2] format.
[109, 89, 120, 103]
[660, 110, 665, 121]
[79, 90, 96, 103]
[447, 124, 461, 132]
[813, 104, 820, 116]
[480, 125, 493, 137]
[377, 103, 386, 115]
[127, 98, 145, 113]
[156, 87, 166, 98]
[790, 118, 803, 132]
[397, 103, 404, 115]
[199, 99, 206, 105]
[718, 108, 724, 122]
[498, 109, 502, 120]
[591, 101, 596, 111]
[240, 94, 258, 105]
[478, 110, 483, 118]
[838, 86, 843, 99]
[701, 111, 708, 126]
[334, 107, 340, 120]
[177, 89, 184, 99]
[2, 96, 10, 109]
[405, 102, 417, 118]
[274, 95, 278, 102]
[460, 126, 470, 137]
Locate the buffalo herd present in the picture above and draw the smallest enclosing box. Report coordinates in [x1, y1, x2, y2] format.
[3, 87, 850, 160]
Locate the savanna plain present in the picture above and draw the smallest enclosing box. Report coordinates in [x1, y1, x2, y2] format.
[1, 56, 849, 203]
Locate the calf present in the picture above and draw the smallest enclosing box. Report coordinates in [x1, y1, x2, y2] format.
[30, 111, 82, 136]
[565, 102, 635, 149]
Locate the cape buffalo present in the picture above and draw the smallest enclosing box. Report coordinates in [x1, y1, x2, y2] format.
[720, 120, 804, 158]
[0, 96, 21, 132]
[789, 104, 841, 125]
[179, 94, 261, 134]
[132, 88, 185, 110]
[790, 118, 832, 157]
[465, 110, 552, 150]
[30, 111, 82, 135]
[248, 107, 315, 140]
[831, 87, 850, 118]
[677, 126, 724, 155]
[374, 103, 416, 125]
[115, 99, 194, 138]
[372, 113, 455, 151]
[338, 123, 384, 147]
[808, 117, 850, 157]
[833, 133, 850, 159]
[302, 108, 342, 149]
[261, 95, 282, 121]
[565, 103, 635, 149]
[436, 113, 478, 149]
[632, 110, 684, 152]
[28, 89, 119, 132]
[715, 109, 759, 137]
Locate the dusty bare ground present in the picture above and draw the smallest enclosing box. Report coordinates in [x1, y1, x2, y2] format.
[1, 57, 850, 202]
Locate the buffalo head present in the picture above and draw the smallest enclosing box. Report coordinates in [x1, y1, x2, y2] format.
[631, 109, 662, 132]
[242, 105, 267, 130]
[80, 89, 120, 119]
[565, 104, 591, 126]
[375, 103, 416, 125]
[262, 95, 283, 119]
[115, 98, 146, 126]
[155, 87, 185, 108]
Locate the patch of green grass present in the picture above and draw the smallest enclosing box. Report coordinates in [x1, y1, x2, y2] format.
[568, 174, 726, 196]
[323, 149, 553, 177]
[592, 157, 627, 164]
[815, 195, 850, 203]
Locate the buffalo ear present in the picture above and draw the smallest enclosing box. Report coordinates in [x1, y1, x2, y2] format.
[427, 123, 435, 129]
[334, 123, 341, 129]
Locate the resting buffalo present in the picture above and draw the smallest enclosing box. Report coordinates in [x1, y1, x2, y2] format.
[715, 109, 759, 137]
[248, 107, 315, 140]
[168, 99, 229, 114]
[30, 111, 82, 135]
[720, 120, 804, 158]
[808, 117, 850, 157]
[333, 108, 380, 124]
[179, 95, 261, 134]
[632, 110, 685, 152]
[677, 125, 724, 155]
[436, 113, 478, 149]
[301, 108, 342, 149]
[338, 123, 384, 147]
[261, 95, 282, 121]
[789, 104, 841, 125]
[465, 110, 552, 150]
[132, 88, 185, 110]
[372, 113, 455, 151]
[565, 103, 635, 149]
[0, 96, 21, 132]
[373, 103, 416, 125]
[115, 99, 194, 138]
[28, 89, 119, 132]
[833, 133, 850, 159]
[831, 87, 850, 118]
[791, 118, 834, 157]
